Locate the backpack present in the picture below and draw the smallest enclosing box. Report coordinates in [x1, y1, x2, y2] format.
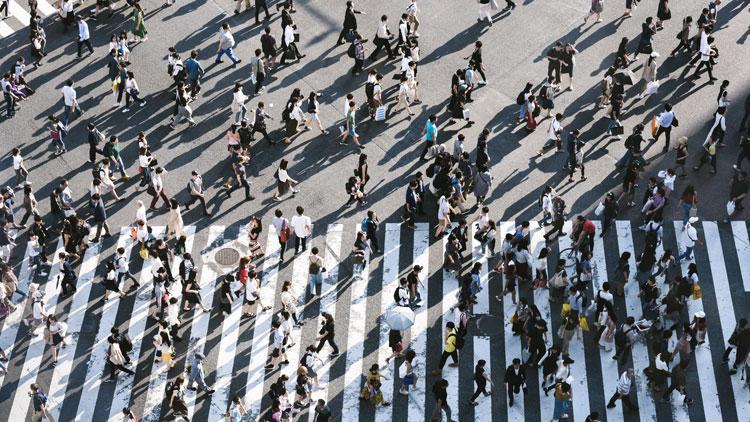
[614, 325, 631, 347]
[120, 334, 133, 352]
[360, 217, 370, 233]
[393, 287, 402, 304]
[645, 223, 661, 247]
[425, 163, 436, 178]
[516, 91, 526, 105]
[580, 294, 589, 309]
[281, 105, 291, 122]
[165, 381, 175, 400]
[347, 43, 356, 59]
[450, 332, 465, 350]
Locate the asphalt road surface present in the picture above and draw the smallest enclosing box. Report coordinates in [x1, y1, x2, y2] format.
[1, 0, 750, 421]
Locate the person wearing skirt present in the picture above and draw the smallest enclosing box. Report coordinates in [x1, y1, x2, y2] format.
[584, 0, 604, 23]
[525, 96, 538, 132]
[655, 0, 671, 29]
[103, 261, 125, 300]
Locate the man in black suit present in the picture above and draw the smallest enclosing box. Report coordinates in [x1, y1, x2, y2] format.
[504, 358, 527, 407]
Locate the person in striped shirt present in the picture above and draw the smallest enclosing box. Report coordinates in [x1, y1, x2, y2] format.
[606, 368, 638, 410]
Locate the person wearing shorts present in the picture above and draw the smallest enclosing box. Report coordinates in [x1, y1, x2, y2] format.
[266, 320, 289, 369]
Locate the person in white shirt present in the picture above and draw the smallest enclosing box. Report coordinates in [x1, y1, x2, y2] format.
[369, 14, 395, 61]
[11, 148, 28, 188]
[114, 246, 140, 290]
[123, 71, 146, 111]
[214, 23, 241, 66]
[653, 103, 676, 152]
[60, 79, 83, 128]
[148, 167, 170, 210]
[406, 0, 420, 36]
[76, 16, 94, 58]
[606, 368, 636, 410]
[280, 19, 305, 65]
[231, 82, 248, 124]
[678, 216, 701, 261]
[539, 113, 564, 156]
[395, 13, 409, 50]
[290, 206, 311, 254]
[60, 0, 75, 31]
[185, 171, 211, 215]
[692, 32, 717, 82]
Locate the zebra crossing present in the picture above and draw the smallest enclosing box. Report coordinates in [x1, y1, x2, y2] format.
[0, 219, 749, 421]
[0, 0, 57, 38]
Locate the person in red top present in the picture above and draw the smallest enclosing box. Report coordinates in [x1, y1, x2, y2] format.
[575, 215, 596, 255]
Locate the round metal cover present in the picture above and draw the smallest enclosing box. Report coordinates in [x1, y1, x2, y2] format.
[214, 247, 241, 266]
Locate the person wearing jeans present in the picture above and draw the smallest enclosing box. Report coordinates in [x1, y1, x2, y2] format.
[148, 167, 170, 210]
[61, 79, 83, 128]
[215, 23, 241, 65]
[307, 247, 324, 295]
[678, 217, 700, 261]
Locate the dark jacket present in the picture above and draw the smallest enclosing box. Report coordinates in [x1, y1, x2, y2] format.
[343, 6, 360, 29]
[504, 365, 527, 386]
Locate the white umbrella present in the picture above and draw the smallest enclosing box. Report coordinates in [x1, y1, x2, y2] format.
[385, 306, 415, 330]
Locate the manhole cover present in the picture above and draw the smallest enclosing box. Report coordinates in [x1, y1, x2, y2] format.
[215, 248, 241, 266]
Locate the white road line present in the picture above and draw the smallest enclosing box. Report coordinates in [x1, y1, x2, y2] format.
[730, 221, 750, 292]
[141, 226, 195, 422]
[35, 0, 57, 18]
[107, 226, 166, 420]
[245, 226, 280, 421]
[499, 221, 524, 420]
[528, 221, 555, 421]
[47, 241, 102, 422]
[340, 227, 370, 422]
[75, 229, 133, 420]
[307, 224, 343, 422]
[557, 221, 589, 419]
[592, 221, 624, 422]
[407, 223, 429, 418]
[0, 234, 39, 388]
[206, 225, 246, 422]
[473, 336, 493, 416]
[8, 239, 65, 421]
[671, 222, 721, 421]
[185, 226, 224, 420]
[702, 222, 750, 419]
[471, 224, 490, 314]
[374, 224, 399, 422]
[8, 0, 31, 26]
[615, 221, 657, 422]
[440, 225, 459, 419]
[0, 22, 14, 37]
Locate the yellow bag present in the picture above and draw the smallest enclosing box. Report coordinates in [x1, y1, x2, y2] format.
[561, 303, 571, 317]
[139, 246, 148, 259]
[579, 316, 590, 332]
[692, 283, 702, 300]
[651, 116, 659, 138]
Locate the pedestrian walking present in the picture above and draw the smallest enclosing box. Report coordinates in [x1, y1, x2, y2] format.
[469, 359, 493, 405]
[606, 368, 638, 410]
[430, 379, 454, 422]
[187, 352, 215, 394]
[130, 2, 148, 43]
[76, 17, 94, 58]
[215, 23, 241, 66]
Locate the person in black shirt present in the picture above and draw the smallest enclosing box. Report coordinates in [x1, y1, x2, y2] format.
[337, 1, 364, 45]
[315, 312, 340, 357]
[545, 42, 563, 85]
[469, 359, 493, 405]
[725, 170, 749, 222]
[430, 379, 454, 422]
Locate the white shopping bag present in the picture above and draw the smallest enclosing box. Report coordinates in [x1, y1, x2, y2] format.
[727, 200, 736, 216]
[595, 202, 604, 216]
[375, 105, 386, 122]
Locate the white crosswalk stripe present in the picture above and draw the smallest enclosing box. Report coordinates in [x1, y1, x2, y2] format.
[3, 221, 750, 421]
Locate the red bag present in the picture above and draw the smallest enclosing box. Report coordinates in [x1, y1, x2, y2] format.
[279, 220, 291, 243]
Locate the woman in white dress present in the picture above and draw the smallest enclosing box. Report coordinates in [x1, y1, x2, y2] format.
[598, 306, 616, 351]
[166, 198, 184, 240]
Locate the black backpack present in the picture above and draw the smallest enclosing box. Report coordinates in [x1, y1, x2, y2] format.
[580, 294, 589, 309]
[393, 287, 402, 304]
[450, 333, 465, 350]
[516, 91, 526, 105]
[614, 325, 631, 347]
[645, 223, 661, 248]
[347, 43, 356, 59]
[425, 163, 436, 178]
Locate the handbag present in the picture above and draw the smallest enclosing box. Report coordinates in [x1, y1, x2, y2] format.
[139, 246, 149, 259]
[463, 109, 471, 120]
[650, 115, 659, 138]
[279, 221, 291, 243]
[611, 125, 625, 136]
[594, 202, 605, 216]
[579, 316, 590, 332]
[689, 205, 698, 218]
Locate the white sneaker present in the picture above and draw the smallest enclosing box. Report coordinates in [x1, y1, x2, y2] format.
[113, 102, 120, 108]
[122, 108, 130, 113]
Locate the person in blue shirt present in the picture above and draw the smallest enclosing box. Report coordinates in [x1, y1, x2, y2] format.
[183, 51, 205, 98]
[420, 114, 438, 160]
